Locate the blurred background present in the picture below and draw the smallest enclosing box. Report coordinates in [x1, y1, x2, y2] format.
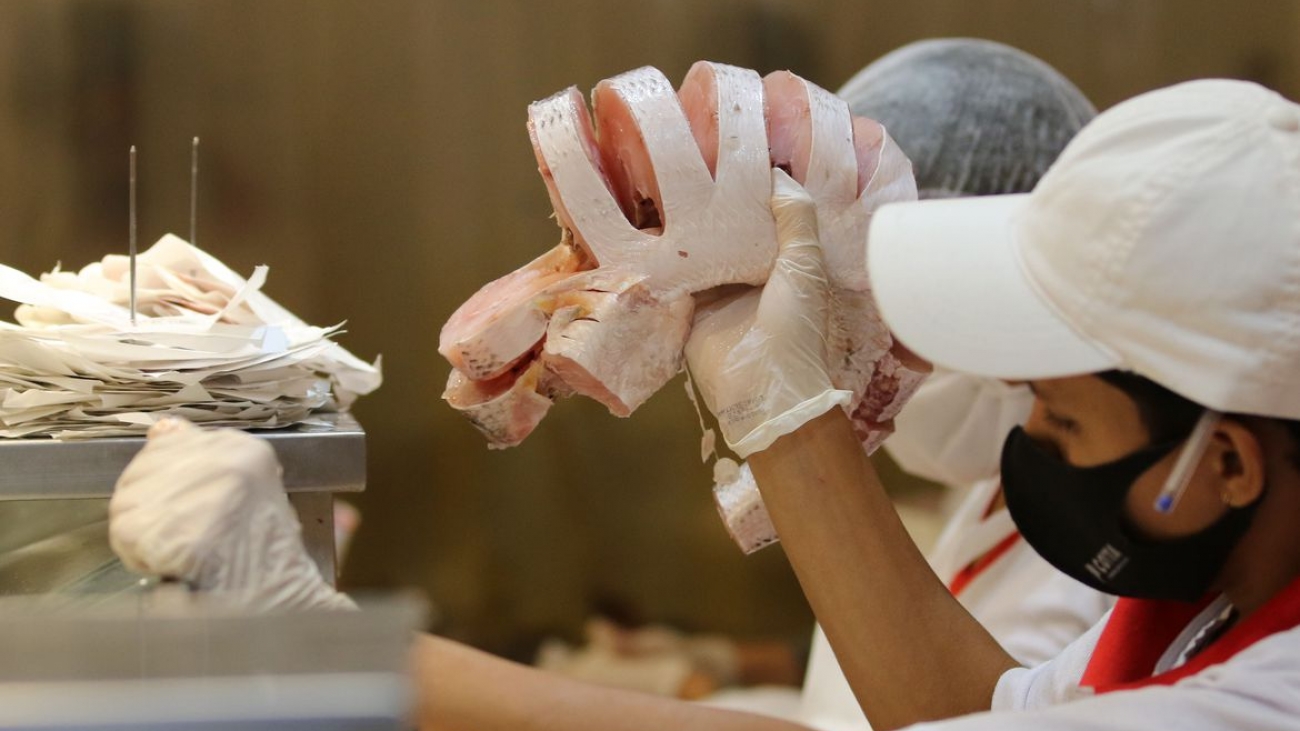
[0, 0, 1296, 663]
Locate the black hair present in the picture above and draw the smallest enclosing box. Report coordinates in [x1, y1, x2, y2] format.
[1098, 370, 1300, 470]
[1097, 371, 1202, 442]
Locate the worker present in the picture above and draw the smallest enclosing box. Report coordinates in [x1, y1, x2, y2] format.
[794, 38, 1115, 731]
[686, 77, 1300, 729]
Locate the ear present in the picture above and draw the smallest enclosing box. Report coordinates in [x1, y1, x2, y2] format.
[1213, 420, 1266, 508]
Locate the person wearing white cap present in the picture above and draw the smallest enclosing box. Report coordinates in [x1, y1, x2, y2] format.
[792, 38, 1114, 731]
[105, 77, 1300, 731]
[684, 78, 1300, 730]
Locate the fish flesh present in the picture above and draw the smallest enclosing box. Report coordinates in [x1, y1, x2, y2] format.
[439, 61, 922, 450]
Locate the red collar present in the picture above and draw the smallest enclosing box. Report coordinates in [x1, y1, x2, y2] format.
[1081, 576, 1300, 693]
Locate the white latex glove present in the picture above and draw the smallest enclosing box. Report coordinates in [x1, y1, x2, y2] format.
[685, 168, 852, 458]
[110, 418, 355, 612]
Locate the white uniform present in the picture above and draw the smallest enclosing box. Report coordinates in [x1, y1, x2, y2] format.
[798, 478, 1115, 731]
[903, 600, 1300, 730]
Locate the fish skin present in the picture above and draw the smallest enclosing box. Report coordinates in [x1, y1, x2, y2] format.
[544, 285, 693, 417]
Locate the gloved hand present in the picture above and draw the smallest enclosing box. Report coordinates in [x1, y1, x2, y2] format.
[685, 168, 852, 458]
[109, 418, 355, 612]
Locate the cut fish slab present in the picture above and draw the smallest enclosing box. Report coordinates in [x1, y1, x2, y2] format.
[438, 238, 587, 381]
[440, 60, 918, 449]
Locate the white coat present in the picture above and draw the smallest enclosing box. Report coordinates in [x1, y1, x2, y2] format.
[903, 595, 1300, 730]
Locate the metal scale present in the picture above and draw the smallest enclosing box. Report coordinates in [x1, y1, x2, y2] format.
[0, 139, 366, 598]
[0, 143, 417, 729]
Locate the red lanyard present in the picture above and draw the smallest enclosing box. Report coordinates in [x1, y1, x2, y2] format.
[947, 532, 1022, 597]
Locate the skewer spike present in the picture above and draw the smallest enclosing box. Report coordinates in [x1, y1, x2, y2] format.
[129, 145, 138, 327]
[190, 137, 199, 246]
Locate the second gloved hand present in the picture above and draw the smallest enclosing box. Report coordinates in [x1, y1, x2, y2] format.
[685, 169, 852, 458]
[110, 418, 355, 612]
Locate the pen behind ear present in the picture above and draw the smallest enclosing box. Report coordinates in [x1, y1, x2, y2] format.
[1154, 410, 1221, 514]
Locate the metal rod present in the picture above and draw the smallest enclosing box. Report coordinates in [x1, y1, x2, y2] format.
[189, 137, 199, 246]
[129, 145, 138, 326]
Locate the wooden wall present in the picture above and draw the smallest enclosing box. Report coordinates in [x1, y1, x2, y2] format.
[1, 0, 1296, 656]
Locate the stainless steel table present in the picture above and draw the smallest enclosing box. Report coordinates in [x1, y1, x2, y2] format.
[0, 591, 422, 730]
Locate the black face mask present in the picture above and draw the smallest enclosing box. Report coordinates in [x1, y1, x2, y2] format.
[1000, 426, 1260, 602]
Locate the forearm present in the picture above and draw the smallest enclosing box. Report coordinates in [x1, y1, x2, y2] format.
[411, 633, 812, 731]
[749, 410, 1018, 730]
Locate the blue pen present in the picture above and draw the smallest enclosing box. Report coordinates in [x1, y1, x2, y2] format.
[1154, 410, 1221, 514]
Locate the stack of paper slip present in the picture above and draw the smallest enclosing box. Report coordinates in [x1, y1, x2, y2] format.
[0, 234, 381, 439]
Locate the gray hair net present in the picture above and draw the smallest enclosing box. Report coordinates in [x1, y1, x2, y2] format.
[838, 38, 1096, 198]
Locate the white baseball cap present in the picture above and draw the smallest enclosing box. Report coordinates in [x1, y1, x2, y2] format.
[868, 79, 1300, 419]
